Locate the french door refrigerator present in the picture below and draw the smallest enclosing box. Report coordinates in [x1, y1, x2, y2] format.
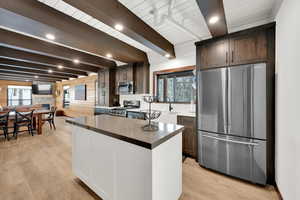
[197, 63, 267, 185]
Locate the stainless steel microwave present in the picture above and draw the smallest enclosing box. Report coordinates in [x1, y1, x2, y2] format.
[118, 81, 133, 95]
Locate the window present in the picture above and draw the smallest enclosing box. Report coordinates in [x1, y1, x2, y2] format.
[7, 85, 32, 106]
[156, 70, 196, 103]
[63, 85, 70, 108]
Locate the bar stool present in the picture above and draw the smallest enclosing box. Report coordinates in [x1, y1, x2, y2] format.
[0, 111, 9, 140]
[13, 109, 34, 139]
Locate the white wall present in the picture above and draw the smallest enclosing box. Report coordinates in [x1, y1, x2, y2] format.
[275, 0, 300, 199]
[148, 40, 196, 93]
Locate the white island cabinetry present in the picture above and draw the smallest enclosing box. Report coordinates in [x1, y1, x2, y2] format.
[69, 115, 183, 200]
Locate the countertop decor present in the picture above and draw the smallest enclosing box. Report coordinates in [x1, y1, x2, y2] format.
[142, 96, 161, 131]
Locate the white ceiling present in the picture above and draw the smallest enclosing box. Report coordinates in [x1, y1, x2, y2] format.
[118, 0, 211, 44]
[224, 0, 281, 32]
[35, 0, 280, 62]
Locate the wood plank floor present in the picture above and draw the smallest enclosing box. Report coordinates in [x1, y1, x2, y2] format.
[0, 117, 280, 200]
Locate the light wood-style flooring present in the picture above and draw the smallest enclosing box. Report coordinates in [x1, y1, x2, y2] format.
[0, 117, 280, 200]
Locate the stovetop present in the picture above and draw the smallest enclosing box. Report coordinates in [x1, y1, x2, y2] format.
[109, 100, 140, 117]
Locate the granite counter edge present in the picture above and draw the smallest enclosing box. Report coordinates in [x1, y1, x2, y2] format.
[65, 119, 184, 150]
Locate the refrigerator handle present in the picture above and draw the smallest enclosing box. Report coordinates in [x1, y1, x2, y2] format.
[202, 135, 259, 146]
[227, 68, 232, 132]
[222, 69, 228, 133]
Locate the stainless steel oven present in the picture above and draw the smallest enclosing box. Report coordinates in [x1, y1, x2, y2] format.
[118, 82, 133, 95]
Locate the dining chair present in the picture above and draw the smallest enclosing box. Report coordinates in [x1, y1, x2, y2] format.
[0, 111, 9, 140]
[13, 109, 35, 139]
[43, 106, 57, 130]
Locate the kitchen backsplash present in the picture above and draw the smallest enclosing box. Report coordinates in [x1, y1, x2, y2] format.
[119, 94, 196, 113]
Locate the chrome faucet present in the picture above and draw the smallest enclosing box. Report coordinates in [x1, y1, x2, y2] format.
[167, 97, 174, 112]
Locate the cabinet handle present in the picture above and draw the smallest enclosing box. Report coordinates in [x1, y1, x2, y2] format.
[231, 51, 234, 63]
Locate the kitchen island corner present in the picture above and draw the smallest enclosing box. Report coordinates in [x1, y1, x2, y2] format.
[66, 115, 184, 200]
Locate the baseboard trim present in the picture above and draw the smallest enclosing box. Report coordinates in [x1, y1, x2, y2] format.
[274, 182, 284, 200]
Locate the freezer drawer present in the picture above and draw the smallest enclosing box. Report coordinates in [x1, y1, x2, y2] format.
[198, 131, 267, 185]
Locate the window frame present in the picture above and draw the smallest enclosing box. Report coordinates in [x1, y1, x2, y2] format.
[153, 66, 196, 104]
[7, 85, 32, 106]
[63, 85, 70, 108]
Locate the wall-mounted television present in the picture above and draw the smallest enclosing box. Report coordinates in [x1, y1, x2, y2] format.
[32, 84, 53, 95]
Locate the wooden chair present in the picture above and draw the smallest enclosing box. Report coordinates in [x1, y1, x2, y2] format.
[0, 111, 10, 140]
[13, 109, 35, 139]
[42, 106, 57, 130]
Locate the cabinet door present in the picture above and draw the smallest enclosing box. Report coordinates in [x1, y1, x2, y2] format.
[126, 65, 134, 82]
[73, 128, 92, 181]
[134, 63, 149, 94]
[115, 69, 120, 95]
[178, 116, 197, 158]
[199, 38, 229, 69]
[121, 68, 127, 82]
[229, 31, 267, 65]
[90, 133, 115, 200]
[98, 71, 106, 106]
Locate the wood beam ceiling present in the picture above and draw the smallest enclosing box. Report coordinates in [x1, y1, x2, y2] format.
[64, 0, 175, 58]
[0, 28, 115, 69]
[0, 76, 56, 83]
[0, 58, 87, 76]
[0, 70, 68, 80]
[0, 65, 77, 79]
[0, 72, 63, 82]
[0, 46, 100, 73]
[0, 0, 149, 63]
[195, 0, 228, 37]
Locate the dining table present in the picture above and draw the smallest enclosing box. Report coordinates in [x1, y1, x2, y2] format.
[7, 109, 52, 135]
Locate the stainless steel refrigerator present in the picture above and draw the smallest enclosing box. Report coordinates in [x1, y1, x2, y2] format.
[197, 63, 267, 185]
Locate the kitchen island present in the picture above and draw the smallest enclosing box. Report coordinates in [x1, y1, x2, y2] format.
[66, 115, 184, 200]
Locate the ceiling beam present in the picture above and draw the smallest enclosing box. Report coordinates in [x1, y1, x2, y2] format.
[0, 0, 149, 63]
[0, 73, 62, 82]
[0, 65, 77, 79]
[0, 70, 68, 80]
[0, 76, 56, 83]
[0, 46, 100, 73]
[195, 0, 228, 37]
[0, 28, 115, 68]
[0, 57, 88, 76]
[64, 0, 175, 58]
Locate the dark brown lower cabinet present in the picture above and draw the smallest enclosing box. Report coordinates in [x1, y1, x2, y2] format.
[177, 116, 197, 158]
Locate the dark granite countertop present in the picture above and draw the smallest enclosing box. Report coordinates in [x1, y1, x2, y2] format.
[66, 115, 184, 150]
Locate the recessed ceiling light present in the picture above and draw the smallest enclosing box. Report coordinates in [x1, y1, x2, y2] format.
[165, 53, 171, 58]
[73, 59, 80, 64]
[45, 33, 55, 40]
[57, 65, 64, 69]
[209, 16, 219, 24]
[34, 75, 39, 79]
[106, 53, 112, 58]
[114, 24, 123, 31]
[48, 69, 53, 73]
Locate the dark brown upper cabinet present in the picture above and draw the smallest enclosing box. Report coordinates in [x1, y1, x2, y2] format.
[116, 65, 133, 83]
[115, 63, 149, 95]
[229, 30, 267, 65]
[198, 38, 229, 70]
[134, 62, 150, 94]
[196, 23, 274, 70]
[98, 69, 118, 107]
